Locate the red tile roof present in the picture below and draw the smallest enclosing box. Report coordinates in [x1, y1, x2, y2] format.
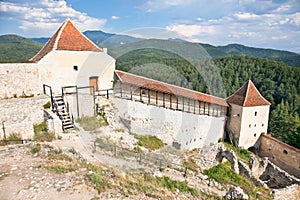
[227, 80, 271, 107]
[29, 18, 102, 62]
[115, 70, 229, 107]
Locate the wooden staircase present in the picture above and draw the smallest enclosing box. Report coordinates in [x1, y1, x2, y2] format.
[53, 96, 75, 131]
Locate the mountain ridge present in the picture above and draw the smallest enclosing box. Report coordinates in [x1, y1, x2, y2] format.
[0, 31, 299, 67]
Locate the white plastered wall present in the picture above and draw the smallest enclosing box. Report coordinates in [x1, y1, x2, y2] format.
[113, 98, 226, 150]
[239, 105, 270, 149]
[38, 50, 115, 94]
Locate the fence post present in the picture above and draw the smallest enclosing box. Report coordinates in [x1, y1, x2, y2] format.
[107, 90, 109, 99]
[139, 154, 142, 164]
[2, 121, 6, 142]
[114, 146, 117, 156]
[184, 167, 188, 178]
[159, 160, 162, 171]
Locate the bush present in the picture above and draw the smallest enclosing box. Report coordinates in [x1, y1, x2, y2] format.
[31, 144, 41, 154]
[134, 135, 164, 151]
[43, 101, 51, 109]
[221, 141, 252, 164]
[45, 165, 75, 174]
[160, 176, 200, 196]
[33, 122, 55, 142]
[203, 162, 272, 199]
[76, 116, 101, 131]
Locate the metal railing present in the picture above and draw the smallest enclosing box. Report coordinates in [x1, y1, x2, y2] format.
[43, 84, 54, 111]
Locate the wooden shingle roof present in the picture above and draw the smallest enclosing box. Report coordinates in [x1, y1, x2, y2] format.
[227, 80, 271, 107]
[115, 70, 229, 107]
[29, 18, 102, 62]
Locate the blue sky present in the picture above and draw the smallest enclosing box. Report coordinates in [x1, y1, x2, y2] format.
[0, 0, 299, 52]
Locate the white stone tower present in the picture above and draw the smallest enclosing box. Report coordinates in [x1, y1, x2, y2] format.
[227, 80, 271, 149]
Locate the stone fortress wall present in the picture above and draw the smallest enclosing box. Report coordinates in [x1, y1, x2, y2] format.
[0, 95, 49, 139]
[0, 63, 41, 98]
[257, 133, 300, 178]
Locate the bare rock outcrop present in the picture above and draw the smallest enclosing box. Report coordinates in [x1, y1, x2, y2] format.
[224, 186, 249, 200]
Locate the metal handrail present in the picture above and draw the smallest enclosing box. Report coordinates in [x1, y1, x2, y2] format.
[43, 84, 54, 111]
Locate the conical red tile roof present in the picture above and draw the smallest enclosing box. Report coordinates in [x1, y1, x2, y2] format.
[29, 18, 102, 62]
[227, 80, 271, 107]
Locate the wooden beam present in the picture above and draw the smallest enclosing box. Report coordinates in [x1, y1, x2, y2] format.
[182, 97, 185, 111]
[163, 93, 165, 107]
[140, 88, 142, 102]
[170, 94, 172, 109]
[156, 91, 158, 105]
[120, 82, 123, 98]
[148, 89, 150, 104]
[176, 97, 179, 110]
[130, 85, 133, 100]
[194, 100, 196, 114]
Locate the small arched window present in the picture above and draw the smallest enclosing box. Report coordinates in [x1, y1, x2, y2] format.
[283, 150, 288, 155]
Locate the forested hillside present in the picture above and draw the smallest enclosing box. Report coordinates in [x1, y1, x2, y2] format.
[116, 49, 300, 148]
[0, 35, 42, 63]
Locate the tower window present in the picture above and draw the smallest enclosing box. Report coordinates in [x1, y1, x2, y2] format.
[254, 133, 257, 137]
[254, 111, 257, 116]
[254, 124, 256, 127]
[262, 124, 264, 127]
[73, 65, 78, 71]
[249, 124, 251, 128]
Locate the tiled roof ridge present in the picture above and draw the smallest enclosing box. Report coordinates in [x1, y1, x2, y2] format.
[243, 79, 251, 106]
[28, 18, 102, 62]
[60, 18, 102, 52]
[227, 79, 271, 107]
[53, 18, 69, 49]
[115, 70, 228, 107]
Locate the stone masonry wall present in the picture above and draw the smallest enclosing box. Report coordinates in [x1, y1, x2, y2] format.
[0, 95, 49, 139]
[258, 134, 300, 178]
[0, 63, 41, 98]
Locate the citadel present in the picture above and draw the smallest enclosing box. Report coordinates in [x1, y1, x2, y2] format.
[0, 19, 299, 181]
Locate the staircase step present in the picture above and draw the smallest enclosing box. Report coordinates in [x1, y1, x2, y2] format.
[63, 124, 75, 130]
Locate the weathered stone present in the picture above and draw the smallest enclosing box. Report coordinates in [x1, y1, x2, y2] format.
[224, 186, 249, 200]
[216, 149, 239, 174]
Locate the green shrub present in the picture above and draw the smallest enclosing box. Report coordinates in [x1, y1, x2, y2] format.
[134, 135, 164, 151]
[31, 144, 41, 154]
[45, 165, 75, 174]
[48, 152, 72, 161]
[203, 162, 272, 199]
[43, 101, 51, 109]
[33, 122, 55, 142]
[204, 162, 250, 187]
[83, 162, 110, 194]
[160, 176, 200, 196]
[4, 133, 23, 145]
[221, 141, 252, 164]
[7, 133, 22, 140]
[76, 116, 102, 131]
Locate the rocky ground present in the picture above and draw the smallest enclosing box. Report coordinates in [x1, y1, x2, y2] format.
[1, 97, 299, 199]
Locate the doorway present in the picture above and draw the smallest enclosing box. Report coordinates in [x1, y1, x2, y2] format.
[89, 76, 98, 94]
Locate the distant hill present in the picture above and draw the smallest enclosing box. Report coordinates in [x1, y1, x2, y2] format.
[1, 30, 300, 67]
[31, 30, 143, 47]
[218, 44, 300, 67]
[0, 35, 42, 63]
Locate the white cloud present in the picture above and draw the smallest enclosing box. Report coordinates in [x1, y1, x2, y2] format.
[165, 11, 300, 51]
[111, 15, 120, 20]
[0, 0, 106, 36]
[166, 24, 216, 37]
[139, 0, 195, 12]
